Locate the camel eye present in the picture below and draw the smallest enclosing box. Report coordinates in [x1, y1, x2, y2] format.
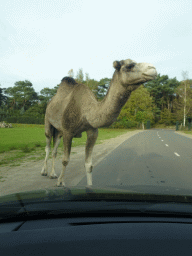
[125, 63, 135, 71]
[129, 63, 135, 69]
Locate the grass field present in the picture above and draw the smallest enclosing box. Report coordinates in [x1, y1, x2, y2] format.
[0, 124, 133, 166]
[181, 130, 192, 135]
[0, 123, 132, 153]
[1, 123, 191, 168]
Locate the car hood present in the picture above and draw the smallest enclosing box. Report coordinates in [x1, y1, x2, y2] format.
[1, 185, 192, 205]
[1, 186, 192, 221]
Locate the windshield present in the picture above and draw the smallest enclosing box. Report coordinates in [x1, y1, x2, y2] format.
[0, 0, 192, 212]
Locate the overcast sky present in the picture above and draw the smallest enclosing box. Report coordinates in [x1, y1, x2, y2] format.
[0, 0, 191, 93]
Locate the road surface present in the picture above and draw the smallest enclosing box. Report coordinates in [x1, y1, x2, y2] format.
[77, 129, 192, 195]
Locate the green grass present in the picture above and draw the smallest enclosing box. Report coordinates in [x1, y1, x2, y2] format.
[96, 128, 134, 142]
[181, 131, 192, 135]
[0, 124, 133, 154]
[72, 128, 131, 147]
[0, 124, 134, 166]
[0, 124, 45, 153]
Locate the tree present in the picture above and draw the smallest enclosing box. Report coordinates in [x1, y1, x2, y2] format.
[97, 78, 111, 100]
[68, 69, 74, 78]
[76, 68, 84, 83]
[173, 72, 192, 126]
[23, 103, 46, 118]
[52, 84, 60, 95]
[20, 106, 25, 115]
[119, 85, 155, 129]
[86, 79, 98, 97]
[135, 111, 153, 130]
[39, 87, 55, 103]
[4, 80, 38, 112]
[144, 74, 180, 114]
[159, 108, 175, 125]
[85, 73, 90, 86]
[0, 85, 7, 108]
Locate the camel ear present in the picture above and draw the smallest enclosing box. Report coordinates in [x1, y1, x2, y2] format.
[113, 61, 121, 71]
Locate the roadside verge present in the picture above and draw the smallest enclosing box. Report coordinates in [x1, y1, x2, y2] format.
[174, 131, 192, 139]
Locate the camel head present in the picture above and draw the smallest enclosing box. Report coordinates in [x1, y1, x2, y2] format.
[113, 59, 157, 89]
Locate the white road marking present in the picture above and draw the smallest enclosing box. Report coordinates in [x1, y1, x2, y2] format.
[157, 132, 180, 157]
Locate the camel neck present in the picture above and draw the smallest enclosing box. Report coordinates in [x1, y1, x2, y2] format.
[89, 74, 131, 128]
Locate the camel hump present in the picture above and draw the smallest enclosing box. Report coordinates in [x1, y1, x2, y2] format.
[61, 76, 77, 86]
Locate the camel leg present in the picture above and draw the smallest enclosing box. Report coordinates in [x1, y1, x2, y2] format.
[57, 133, 72, 187]
[85, 128, 98, 187]
[41, 137, 51, 176]
[49, 132, 62, 179]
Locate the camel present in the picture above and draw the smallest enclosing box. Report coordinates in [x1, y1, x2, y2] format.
[41, 59, 157, 187]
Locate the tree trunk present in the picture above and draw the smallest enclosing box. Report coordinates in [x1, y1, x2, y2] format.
[184, 83, 186, 127]
[142, 122, 144, 130]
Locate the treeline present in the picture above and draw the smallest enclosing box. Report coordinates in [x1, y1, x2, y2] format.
[0, 68, 192, 128]
[0, 68, 111, 124]
[117, 72, 192, 129]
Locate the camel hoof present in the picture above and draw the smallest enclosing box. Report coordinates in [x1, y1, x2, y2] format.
[41, 168, 48, 176]
[56, 181, 65, 187]
[41, 172, 47, 176]
[49, 174, 58, 179]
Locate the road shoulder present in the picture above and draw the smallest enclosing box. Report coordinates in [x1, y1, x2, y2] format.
[174, 131, 192, 139]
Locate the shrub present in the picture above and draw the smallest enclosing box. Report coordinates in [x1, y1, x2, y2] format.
[4, 116, 44, 124]
[109, 119, 138, 129]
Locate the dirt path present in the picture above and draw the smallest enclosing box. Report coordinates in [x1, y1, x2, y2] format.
[0, 130, 142, 196]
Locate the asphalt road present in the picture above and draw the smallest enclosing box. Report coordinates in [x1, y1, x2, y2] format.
[77, 129, 192, 195]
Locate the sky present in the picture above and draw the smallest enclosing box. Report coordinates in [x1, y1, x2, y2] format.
[0, 0, 191, 94]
